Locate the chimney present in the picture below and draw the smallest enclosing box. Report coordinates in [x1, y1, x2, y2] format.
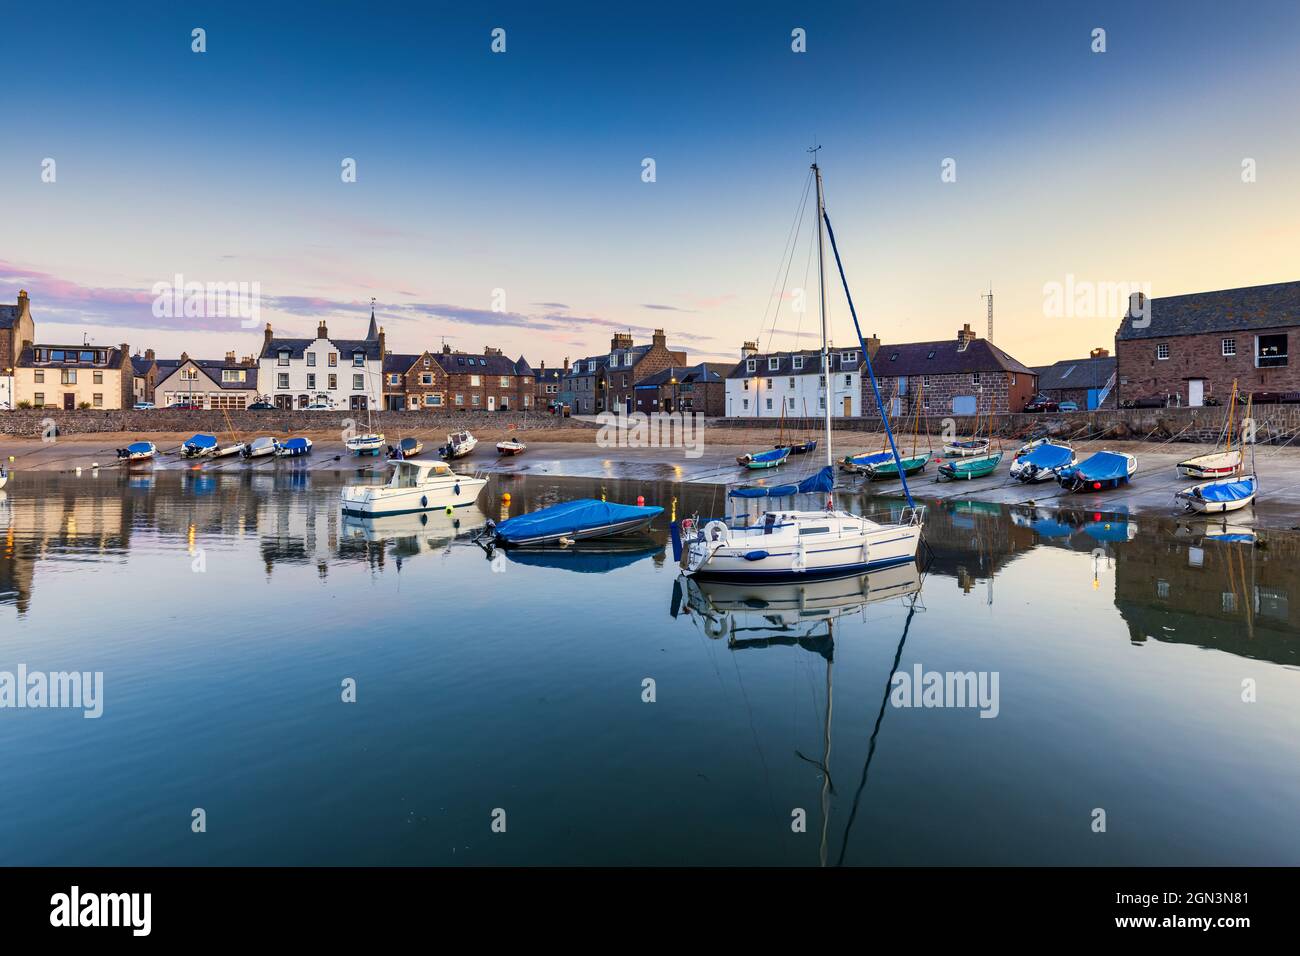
[741, 341, 758, 359]
[378, 327, 386, 359]
[180, 351, 189, 363]
[864, 334, 881, 358]
[17, 289, 29, 317]
[652, 328, 666, 348]
[1090, 347, 1110, 359]
[120, 343, 130, 359]
[563, 356, 570, 373]
[264, 323, 273, 345]
[484, 345, 502, 356]
[956, 323, 977, 346]
[316, 320, 329, 340]
[442, 343, 452, 354]
[145, 348, 155, 362]
[225, 350, 236, 363]
[242, 354, 256, 366]
[611, 332, 633, 351]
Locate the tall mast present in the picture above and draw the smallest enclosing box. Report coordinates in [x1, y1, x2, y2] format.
[812, 151, 832, 467]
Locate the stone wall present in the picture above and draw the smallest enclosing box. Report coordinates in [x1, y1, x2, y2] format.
[719, 403, 1300, 444]
[0, 408, 596, 438]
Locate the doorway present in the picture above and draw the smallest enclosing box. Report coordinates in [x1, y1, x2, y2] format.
[63, 393, 75, 410]
[842, 396, 852, 416]
[1188, 379, 1205, 407]
[487, 396, 495, 411]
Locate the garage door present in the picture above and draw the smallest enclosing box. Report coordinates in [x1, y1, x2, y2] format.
[952, 395, 978, 415]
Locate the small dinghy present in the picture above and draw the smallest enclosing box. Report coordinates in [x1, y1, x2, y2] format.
[345, 433, 386, 457]
[117, 441, 156, 463]
[937, 450, 1002, 481]
[276, 437, 313, 458]
[1057, 451, 1137, 492]
[210, 440, 247, 459]
[497, 438, 527, 456]
[487, 498, 663, 547]
[1009, 440, 1076, 483]
[388, 437, 423, 460]
[737, 446, 790, 470]
[1177, 450, 1241, 480]
[242, 436, 279, 459]
[341, 458, 486, 517]
[944, 438, 990, 458]
[859, 453, 928, 480]
[839, 450, 891, 473]
[1176, 474, 1257, 514]
[439, 430, 478, 460]
[181, 434, 219, 458]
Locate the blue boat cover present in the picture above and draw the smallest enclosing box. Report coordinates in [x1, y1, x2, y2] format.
[748, 447, 789, 464]
[845, 451, 891, 467]
[729, 466, 835, 498]
[494, 499, 663, 543]
[1191, 477, 1256, 502]
[1020, 443, 1073, 469]
[184, 434, 218, 449]
[1075, 451, 1130, 481]
[1031, 518, 1074, 538]
[281, 438, 310, 451]
[126, 441, 153, 454]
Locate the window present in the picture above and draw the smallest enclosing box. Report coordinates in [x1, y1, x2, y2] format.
[329, 353, 338, 367]
[889, 352, 898, 362]
[277, 373, 289, 389]
[768, 357, 780, 371]
[1156, 580, 1170, 599]
[818, 375, 825, 387]
[34, 392, 44, 406]
[388, 373, 400, 386]
[307, 374, 316, 389]
[222, 370, 244, 383]
[765, 379, 772, 389]
[352, 374, 364, 390]
[307, 353, 316, 367]
[843, 375, 852, 387]
[93, 393, 103, 408]
[1011, 374, 1016, 385]
[972, 372, 981, 384]
[61, 370, 77, 384]
[499, 376, 510, 388]
[926, 350, 936, 359]
[1156, 343, 1170, 360]
[1222, 338, 1236, 357]
[1256, 334, 1287, 368]
[423, 357, 431, 368]
[1222, 592, 1237, 613]
[50, 350, 64, 361]
[923, 375, 932, 387]
[742, 399, 749, 410]
[422, 374, 433, 386]
[743, 379, 749, 391]
[792, 356, 804, 370]
[841, 351, 857, 363]
[353, 353, 365, 367]
[787, 397, 795, 410]
[428, 394, 442, 406]
[329, 374, 337, 390]
[765, 398, 773, 410]
[470, 375, 481, 387]
[788, 377, 795, 388]
[819, 396, 826, 409]
[472, 395, 481, 406]
[455, 394, 464, 405]
[278, 351, 290, 366]
[93, 371, 103, 385]
[34, 371, 44, 383]
[746, 358, 757, 373]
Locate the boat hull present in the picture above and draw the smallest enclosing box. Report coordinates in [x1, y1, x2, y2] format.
[1176, 450, 1242, 479]
[938, 452, 1002, 481]
[861, 455, 929, 480]
[341, 474, 487, 517]
[686, 524, 922, 582]
[1175, 475, 1257, 514]
[944, 440, 990, 458]
[1058, 452, 1138, 492]
[346, 435, 386, 457]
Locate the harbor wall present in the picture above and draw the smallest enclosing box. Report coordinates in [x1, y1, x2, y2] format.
[717, 404, 1300, 444]
[0, 408, 600, 438]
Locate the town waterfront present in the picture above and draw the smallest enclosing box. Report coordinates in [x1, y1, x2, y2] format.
[1, 468, 1297, 865]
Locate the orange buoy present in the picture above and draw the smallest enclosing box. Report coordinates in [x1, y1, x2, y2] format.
[502, 492, 511, 503]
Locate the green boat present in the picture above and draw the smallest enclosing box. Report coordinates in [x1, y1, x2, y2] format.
[861, 453, 930, 480]
[937, 451, 1003, 481]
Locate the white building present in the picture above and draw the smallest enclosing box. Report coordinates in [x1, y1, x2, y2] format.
[154, 353, 260, 409]
[724, 344, 863, 419]
[258, 314, 384, 410]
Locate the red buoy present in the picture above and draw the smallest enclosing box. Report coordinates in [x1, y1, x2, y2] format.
[1093, 482, 1102, 490]
[636, 495, 645, 506]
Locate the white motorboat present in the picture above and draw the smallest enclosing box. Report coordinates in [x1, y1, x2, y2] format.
[210, 441, 247, 459]
[117, 441, 157, 463]
[439, 430, 478, 459]
[675, 157, 923, 582]
[242, 436, 279, 459]
[340, 458, 487, 517]
[497, 438, 527, 456]
[345, 433, 386, 457]
[1009, 439, 1076, 482]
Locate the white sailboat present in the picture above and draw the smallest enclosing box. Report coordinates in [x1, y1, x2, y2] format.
[675, 154, 924, 581]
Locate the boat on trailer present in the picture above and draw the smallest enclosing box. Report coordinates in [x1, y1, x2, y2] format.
[1009, 440, 1075, 483]
[345, 433, 387, 457]
[938, 451, 1002, 481]
[340, 458, 486, 517]
[675, 156, 924, 583]
[1057, 451, 1137, 492]
[181, 434, 219, 458]
[737, 446, 790, 470]
[487, 498, 663, 547]
[117, 441, 157, 463]
[439, 430, 478, 460]
[242, 436, 279, 459]
[276, 437, 313, 458]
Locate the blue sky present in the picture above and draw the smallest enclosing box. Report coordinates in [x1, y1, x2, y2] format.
[3, 0, 1299, 366]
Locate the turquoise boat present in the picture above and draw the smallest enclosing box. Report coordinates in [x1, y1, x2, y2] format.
[861, 453, 930, 480]
[937, 451, 1002, 481]
[737, 446, 790, 470]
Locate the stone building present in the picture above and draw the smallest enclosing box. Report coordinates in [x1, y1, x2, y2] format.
[382, 351, 447, 411]
[0, 290, 36, 409]
[433, 345, 535, 411]
[603, 330, 688, 414]
[154, 353, 260, 409]
[534, 359, 567, 409]
[633, 362, 730, 415]
[131, 350, 159, 405]
[1031, 348, 1117, 409]
[1114, 280, 1300, 407]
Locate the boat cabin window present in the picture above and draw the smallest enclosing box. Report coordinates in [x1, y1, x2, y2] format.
[798, 526, 831, 535]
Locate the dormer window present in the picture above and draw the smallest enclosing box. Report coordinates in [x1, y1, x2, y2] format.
[278, 350, 290, 366]
[768, 357, 780, 371]
[890, 352, 898, 362]
[841, 351, 857, 363]
[746, 358, 757, 373]
[792, 356, 804, 370]
[353, 353, 365, 367]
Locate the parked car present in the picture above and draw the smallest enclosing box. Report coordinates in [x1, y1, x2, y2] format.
[1120, 395, 1168, 409]
[247, 401, 275, 411]
[133, 401, 155, 410]
[1058, 400, 1079, 412]
[166, 401, 202, 410]
[1024, 396, 1059, 413]
[305, 401, 334, 411]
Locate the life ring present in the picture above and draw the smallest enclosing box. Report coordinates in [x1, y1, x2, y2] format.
[703, 615, 727, 639]
[702, 520, 728, 545]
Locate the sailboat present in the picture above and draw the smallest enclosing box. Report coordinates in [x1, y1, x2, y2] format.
[937, 394, 1002, 480]
[857, 382, 930, 480]
[675, 153, 924, 581]
[1176, 394, 1258, 513]
[943, 398, 991, 457]
[1177, 381, 1243, 478]
[345, 403, 385, 457]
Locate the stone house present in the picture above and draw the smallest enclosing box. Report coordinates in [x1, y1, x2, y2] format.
[1114, 280, 1300, 406]
[534, 359, 567, 409]
[382, 351, 447, 411]
[433, 345, 535, 411]
[14, 342, 134, 409]
[634, 362, 731, 415]
[1031, 349, 1117, 409]
[131, 350, 159, 405]
[603, 330, 688, 414]
[0, 290, 36, 409]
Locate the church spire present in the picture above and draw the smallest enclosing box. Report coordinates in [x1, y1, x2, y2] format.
[366, 297, 379, 340]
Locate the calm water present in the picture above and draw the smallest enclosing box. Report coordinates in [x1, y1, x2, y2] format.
[1, 464, 1298, 865]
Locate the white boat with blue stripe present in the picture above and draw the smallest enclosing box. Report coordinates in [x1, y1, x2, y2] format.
[341, 458, 486, 517]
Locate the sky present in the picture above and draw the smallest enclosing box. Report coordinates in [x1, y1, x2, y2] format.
[3, 0, 1299, 368]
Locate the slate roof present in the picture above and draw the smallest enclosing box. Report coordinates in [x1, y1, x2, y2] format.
[1115, 280, 1300, 341]
[565, 354, 611, 379]
[0, 305, 19, 329]
[18, 345, 128, 370]
[433, 351, 531, 377]
[383, 353, 422, 375]
[725, 347, 866, 379]
[155, 358, 259, 390]
[1032, 356, 1116, 391]
[635, 363, 729, 387]
[131, 355, 157, 376]
[534, 366, 565, 384]
[260, 337, 382, 360]
[870, 339, 1037, 377]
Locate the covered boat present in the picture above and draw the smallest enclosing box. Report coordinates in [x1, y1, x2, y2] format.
[729, 465, 834, 499]
[276, 437, 313, 458]
[1057, 451, 1137, 492]
[1177, 450, 1241, 480]
[1175, 474, 1257, 514]
[737, 446, 789, 470]
[839, 450, 891, 473]
[785, 439, 817, 455]
[116, 441, 156, 462]
[242, 436, 279, 459]
[937, 451, 1002, 481]
[1009, 440, 1075, 482]
[488, 498, 663, 546]
[181, 434, 219, 458]
[497, 438, 527, 456]
[439, 430, 477, 459]
[388, 437, 423, 459]
[345, 433, 386, 457]
[341, 458, 486, 517]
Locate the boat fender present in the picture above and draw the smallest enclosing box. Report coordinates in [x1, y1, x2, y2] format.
[421, 495, 428, 508]
[453, 483, 460, 496]
[669, 522, 683, 563]
[703, 520, 728, 545]
[743, 550, 769, 561]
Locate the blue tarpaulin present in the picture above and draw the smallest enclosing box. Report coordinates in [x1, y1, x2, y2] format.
[494, 499, 662, 544]
[184, 434, 218, 450]
[1020, 442, 1073, 470]
[729, 466, 835, 498]
[1192, 476, 1256, 502]
[747, 447, 789, 464]
[1072, 451, 1131, 482]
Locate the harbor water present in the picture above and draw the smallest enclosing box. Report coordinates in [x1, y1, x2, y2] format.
[1, 466, 1297, 865]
